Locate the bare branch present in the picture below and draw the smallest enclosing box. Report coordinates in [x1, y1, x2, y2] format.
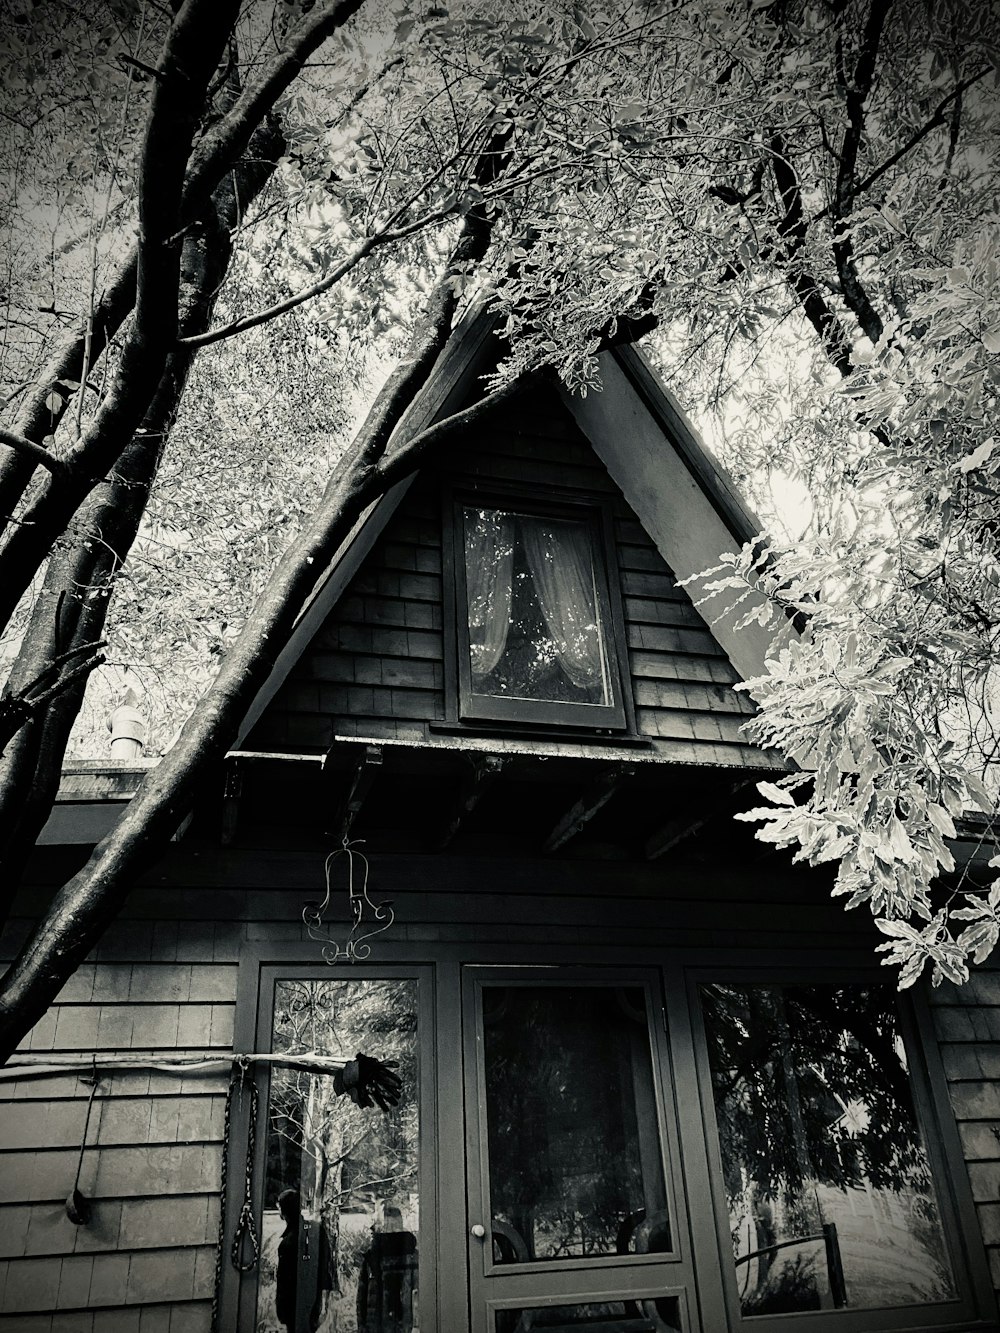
[0, 429, 65, 478]
[830, 0, 893, 344]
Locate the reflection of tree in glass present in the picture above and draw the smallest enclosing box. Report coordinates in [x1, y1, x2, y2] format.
[263, 979, 419, 1329]
[482, 987, 667, 1263]
[701, 983, 954, 1315]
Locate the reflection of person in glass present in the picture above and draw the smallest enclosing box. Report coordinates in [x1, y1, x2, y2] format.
[275, 1189, 334, 1333]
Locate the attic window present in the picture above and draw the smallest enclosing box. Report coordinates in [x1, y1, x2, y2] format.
[453, 499, 628, 730]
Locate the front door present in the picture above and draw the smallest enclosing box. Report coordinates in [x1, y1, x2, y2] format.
[462, 968, 690, 1333]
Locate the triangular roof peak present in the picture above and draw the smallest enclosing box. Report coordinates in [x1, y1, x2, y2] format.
[237, 305, 774, 746]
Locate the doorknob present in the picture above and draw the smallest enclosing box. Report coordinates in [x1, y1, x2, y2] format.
[470, 1224, 486, 1239]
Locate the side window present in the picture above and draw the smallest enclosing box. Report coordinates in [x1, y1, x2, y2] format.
[697, 980, 967, 1328]
[452, 496, 629, 730]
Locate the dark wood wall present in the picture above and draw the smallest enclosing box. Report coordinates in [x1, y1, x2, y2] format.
[2, 840, 998, 1328]
[248, 381, 762, 767]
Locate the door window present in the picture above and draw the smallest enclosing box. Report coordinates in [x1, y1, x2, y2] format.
[257, 977, 420, 1333]
[479, 984, 670, 1266]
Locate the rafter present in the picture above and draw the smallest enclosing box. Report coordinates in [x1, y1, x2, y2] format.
[328, 744, 383, 841]
[436, 754, 508, 849]
[543, 764, 634, 854]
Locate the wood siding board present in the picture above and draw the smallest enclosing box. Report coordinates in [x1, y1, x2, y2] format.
[617, 543, 670, 573]
[628, 623, 724, 657]
[447, 453, 616, 493]
[629, 650, 740, 686]
[632, 679, 754, 716]
[624, 597, 708, 629]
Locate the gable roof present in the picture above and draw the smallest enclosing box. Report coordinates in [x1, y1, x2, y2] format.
[236, 303, 776, 748]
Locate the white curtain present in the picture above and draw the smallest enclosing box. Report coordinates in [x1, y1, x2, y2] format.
[521, 518, 604, 692]
[465, 509, 515, 681]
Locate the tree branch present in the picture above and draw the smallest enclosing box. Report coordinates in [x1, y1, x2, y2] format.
[0, 429, 65, 478]
[0, 0, 241, 637]
[830, 0, 893, 345]
[810, 68, 990, 225]
[0, 651, 105, 759]
[179, 207, 453, 349]
[182, 115, 512, 350]
[769, 134, 854, 377]
[0, 0, 367, 527]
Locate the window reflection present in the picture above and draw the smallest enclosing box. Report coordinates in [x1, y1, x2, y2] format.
[258, 978, 419, 1333]
[463, 507, 611, 706]
[481, 986, 669, 1264]
[700, 982, 955, 1316]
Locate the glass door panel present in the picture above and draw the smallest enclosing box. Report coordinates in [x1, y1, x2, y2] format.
[466, 971, 681, 1333]
[257, 976, 420, 1333]
[699, 982, 955, 1320]
[481, 985, 669, 1265]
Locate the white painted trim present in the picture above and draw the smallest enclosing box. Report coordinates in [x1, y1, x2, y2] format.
[559, 353, 777, 684]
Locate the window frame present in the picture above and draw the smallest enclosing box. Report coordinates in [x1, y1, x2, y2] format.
[216, 942, 997, 1333]
[223, 955, 439, 1333]
[676, 962, 996, 1333]
[443, 483, 634, 733]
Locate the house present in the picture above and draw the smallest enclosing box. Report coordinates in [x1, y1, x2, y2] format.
[1, 307, 998, 1333]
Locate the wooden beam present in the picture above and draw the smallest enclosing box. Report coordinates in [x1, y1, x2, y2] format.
[543, 764, 633, 854]
[644, 778, 754, 860]
[329, 744, 383, 841]
[436, 754, 507, 849]
[220, 760, 243, 847]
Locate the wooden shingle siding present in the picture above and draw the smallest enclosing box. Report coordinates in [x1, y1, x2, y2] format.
[0, 957, 235, 1331]
[252, 381, 761, 764]
[930, 963, 1000, 1294]
[4, 839, 1000, 1320]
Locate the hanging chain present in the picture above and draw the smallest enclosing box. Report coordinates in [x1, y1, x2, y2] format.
[210, 1057, 261, 1333]
[209, 1066, 233, 1333]
[230, 1056, 261, 1274]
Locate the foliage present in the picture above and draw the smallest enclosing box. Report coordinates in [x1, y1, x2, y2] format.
[0, 0, 998, 1008]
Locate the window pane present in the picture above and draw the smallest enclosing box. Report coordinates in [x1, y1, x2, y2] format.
[495, 1296, 681, 1332]
[463, 507, 612, 706]
[257, 978, 419, 1333]
[481, 986, 669, 1264]
[700, 982, 955, 1316]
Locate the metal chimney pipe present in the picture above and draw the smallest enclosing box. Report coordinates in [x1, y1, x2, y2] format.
[108, 701, 147, 760]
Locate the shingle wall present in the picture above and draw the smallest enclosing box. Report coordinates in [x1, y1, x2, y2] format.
[249, 380, 761, 765]
[0, 921, 241, 1332]
[931, 961, 1000, 1299]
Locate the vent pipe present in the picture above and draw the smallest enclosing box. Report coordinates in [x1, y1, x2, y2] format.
[108, 686, 147, 760]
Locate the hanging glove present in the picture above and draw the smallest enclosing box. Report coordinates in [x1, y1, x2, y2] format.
[336, 1052, 403, 1111]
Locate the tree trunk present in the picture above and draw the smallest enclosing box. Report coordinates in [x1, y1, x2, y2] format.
[0, 211, 514, 1060]
[0, 118, 285, 902]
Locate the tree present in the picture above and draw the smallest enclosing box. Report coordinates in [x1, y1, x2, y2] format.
[0, 0, 998, 1059]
